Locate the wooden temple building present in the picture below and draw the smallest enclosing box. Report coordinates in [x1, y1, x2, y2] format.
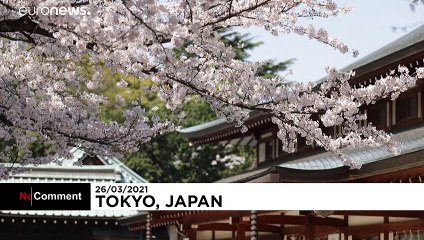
[0, 147, 169, 240]
[180, 24, 424, 184]
[121, 210, 424, 240]
[120, 25, 424, 240]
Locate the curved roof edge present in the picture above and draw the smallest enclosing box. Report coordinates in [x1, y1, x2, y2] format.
[8, 147, 149, 183]
[179, 111, 263, 139]
[316, 24, 424, 84]
[68, 147, 149, 183]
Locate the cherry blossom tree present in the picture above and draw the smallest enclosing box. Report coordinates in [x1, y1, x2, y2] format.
[0, 0, 422, 170]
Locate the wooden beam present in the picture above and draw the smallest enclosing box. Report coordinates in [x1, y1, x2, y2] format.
[237, 224, 246, 240]
[179, 211, 279, 225]
[333, 211, 424, 218]
[188, 229, 197, 240]
[301, 211, 424, 219]
[342, 220, 424, 235]
[256, 224, 282, 233]
[299, 211, 314, 215]
[284, 225, 339, 237]
[315, 217, 347, 227]
[131, 211, 386, 232]
[258, 215, 347, 227]
[384, 216, 389, 240]
[305, 215, 315, 240]
[151, 211, 201, 220]
[230, 216, 241, 225]
[197, 223, 235, 231]
[196, 223, 281, 233]
[180, 211, 247, 225]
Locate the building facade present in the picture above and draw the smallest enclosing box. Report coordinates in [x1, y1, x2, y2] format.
[0, 147, 153, 240]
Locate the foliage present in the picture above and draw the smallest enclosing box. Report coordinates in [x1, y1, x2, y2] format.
[72, 31, 273, 182]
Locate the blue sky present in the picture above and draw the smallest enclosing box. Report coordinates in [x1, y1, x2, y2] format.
[239, 0, 424, 82]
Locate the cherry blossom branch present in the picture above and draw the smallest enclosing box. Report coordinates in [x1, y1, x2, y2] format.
[201, 0, 272, 28]
[0, 0, 419, 169]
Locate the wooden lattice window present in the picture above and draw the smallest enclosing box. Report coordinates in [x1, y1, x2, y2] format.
[367, 101, 387, 129]
[396, 94, 418, 121]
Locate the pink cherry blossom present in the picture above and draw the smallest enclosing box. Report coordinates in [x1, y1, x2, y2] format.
[0, 0, 421, 170]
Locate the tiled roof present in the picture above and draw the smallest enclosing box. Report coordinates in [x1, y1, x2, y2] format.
[316, 24, 424, 84]
[179, 111, 263, 139]
[216, 125, 424, 182]
[56, 147, 148, 183]
[1, 165, 118, 182]
[0, 148, 146, 218]
[279, 125, 424, 170]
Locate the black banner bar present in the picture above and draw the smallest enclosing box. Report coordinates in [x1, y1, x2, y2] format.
[0, 183, 90, 210]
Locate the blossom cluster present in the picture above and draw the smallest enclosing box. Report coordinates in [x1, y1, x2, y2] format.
[212, 154, 246, 169]
[0, 0, 421, 169]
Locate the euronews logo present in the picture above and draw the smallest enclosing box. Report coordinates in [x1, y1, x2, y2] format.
[19, 5, 91, 16]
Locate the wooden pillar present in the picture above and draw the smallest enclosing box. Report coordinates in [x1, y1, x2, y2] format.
[251, 210, 258, 240]
[237, 224, 246, 240]
[421, 86, 424, 122]
[304, 215, 315, 240]
[254, 133, 260, 167]
[146, 213, 152, 240]
[384, 217, 389, 240]
[418, 91, 422, 121]
[343, 215, 349, 240]
[188, 229, 197, 240]
[281, 213, 286, 240]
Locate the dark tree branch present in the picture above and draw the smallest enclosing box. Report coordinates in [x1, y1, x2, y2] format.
[0, 33, 32, 43]
[19, 31, 36, 45]
[0, 1, 17, 11]
[201, 0, 271, 28]
[0, 15, 54, 38]
[70, 1, 90, 7]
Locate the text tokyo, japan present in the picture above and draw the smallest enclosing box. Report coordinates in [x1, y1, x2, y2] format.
[95, 194, 223, 209]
